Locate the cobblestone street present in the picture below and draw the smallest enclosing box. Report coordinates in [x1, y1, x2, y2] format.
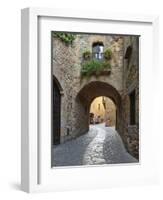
[52, 123, 137, 167]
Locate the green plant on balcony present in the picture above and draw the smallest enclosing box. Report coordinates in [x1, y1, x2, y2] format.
[81, 59, 111, 77]
[83, 50, 91, 60]
[104, 49, 112, 60]
[52, 32, 76, 45]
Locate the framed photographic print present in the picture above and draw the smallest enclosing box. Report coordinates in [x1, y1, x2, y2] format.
[21, 8, 159, 193]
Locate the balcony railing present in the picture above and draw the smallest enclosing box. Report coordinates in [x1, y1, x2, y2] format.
[81, 53, 111, 77]
[83, 52, 105, 61]
[92, 53, 105, 60]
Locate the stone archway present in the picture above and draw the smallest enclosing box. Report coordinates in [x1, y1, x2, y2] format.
[75, 81, 122, 136]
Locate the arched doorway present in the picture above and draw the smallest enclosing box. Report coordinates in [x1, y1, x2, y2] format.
[76, 81, 121, 134]
[89, 96, 116, 127]
[52, 76, 62, 145]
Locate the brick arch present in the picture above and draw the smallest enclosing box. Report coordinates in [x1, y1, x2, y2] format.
[76, 81, 122, 133]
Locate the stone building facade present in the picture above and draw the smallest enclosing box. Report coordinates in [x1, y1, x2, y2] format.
[121, 36, 139, 159]
[104, 97, 116, 127]
[52, 33, 139, 159]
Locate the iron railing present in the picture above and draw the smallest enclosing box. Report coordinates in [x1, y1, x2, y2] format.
[84, 53, 105, 61]
[91, 53, 104, 60]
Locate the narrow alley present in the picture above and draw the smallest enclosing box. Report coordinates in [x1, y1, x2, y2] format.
[52, 123, 137, 167]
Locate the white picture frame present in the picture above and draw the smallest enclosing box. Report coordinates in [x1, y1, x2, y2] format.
[21, 7, 159, 193]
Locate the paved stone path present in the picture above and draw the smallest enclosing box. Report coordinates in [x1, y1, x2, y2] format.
[52, 123, 137, 167]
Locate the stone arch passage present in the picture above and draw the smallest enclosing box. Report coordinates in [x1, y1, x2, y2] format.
[75, 81, 122, 136]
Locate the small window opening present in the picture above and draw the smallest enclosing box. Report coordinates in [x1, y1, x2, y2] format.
[92, 42, 104, 60]
[129, 90, 136, 125]
[125, 45, 132, 59]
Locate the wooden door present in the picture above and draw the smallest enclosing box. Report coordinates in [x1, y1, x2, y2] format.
[53, 79, 61, 145]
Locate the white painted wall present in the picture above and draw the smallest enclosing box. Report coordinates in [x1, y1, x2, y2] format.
[0, 0, 162, 199]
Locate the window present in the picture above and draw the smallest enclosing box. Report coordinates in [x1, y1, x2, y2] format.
[125, 45, 132, 59]
[125, 45, 132, 68]
[129, 90, 136, 125]
[92, 42, 104, 60]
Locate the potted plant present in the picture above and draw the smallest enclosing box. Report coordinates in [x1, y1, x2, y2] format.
[83, 50, 91, 60]
[104, 49, 112, 60]
[81, 59, 111, 77]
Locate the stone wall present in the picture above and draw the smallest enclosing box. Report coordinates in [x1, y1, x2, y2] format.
[79, 35, 124, 92]
[105, 97, 116, 127]
[121, 36, 139, 159]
